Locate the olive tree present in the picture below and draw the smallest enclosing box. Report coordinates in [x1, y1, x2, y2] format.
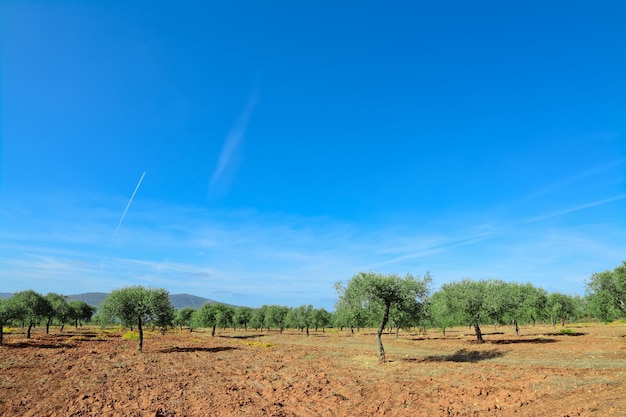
[68, 301, 96, 328]
[586, 262, 626, 319]
[43, 293, 70, 333]
[264, 305, 290, 333]
[99, 286, 175, 351]
[174, 308, 196, 331]
[233, 306, 253, 331]
[11, 290, 51, 339]
[193, 303, 218, 336]
[546, 292, 576, 326]
[439, 279, 497, 343]
[312, 307, 332, 332]
[214, 304, 235, 330]
[337, 272, 431, 362]
[0, 298, 17, 345]
[288, 304, 314, 335]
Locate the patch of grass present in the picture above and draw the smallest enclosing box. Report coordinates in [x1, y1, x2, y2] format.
[122, 331, 139, 340]
[241, 340, 274, 350]
[559, 328, 574, 335]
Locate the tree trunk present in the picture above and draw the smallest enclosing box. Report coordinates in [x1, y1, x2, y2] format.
[46, 318, 51, 334]
[395, 326, 399, 339]
[514, 319, 520, 336]
[27, 322, 33, 339]
[60, 322, 65, 332]
[376, 302, 391, 362]
[474, 322, 484, 343]
[442, 327, 446, 337]
[211, 324, 216, 337]
[137, 316, 144, 351]
[306, 326, 309, 336]
[0, 321, 4, 345]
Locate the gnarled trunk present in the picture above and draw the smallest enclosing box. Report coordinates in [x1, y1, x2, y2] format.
[137, 315, 144, 351]
[474, 322, 484, 343]
[376, 302, 391, 362]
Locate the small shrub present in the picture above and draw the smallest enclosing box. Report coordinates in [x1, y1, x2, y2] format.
[560, 328, 574, 335]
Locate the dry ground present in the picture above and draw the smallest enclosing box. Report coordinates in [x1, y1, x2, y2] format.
[1, 322, 625, 416]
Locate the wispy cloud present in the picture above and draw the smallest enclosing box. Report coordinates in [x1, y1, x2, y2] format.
[521, 194, 626, 224]
[526, 158, 624, 200]
[2, 191, 625, 307]
[210, 88, 260, 191]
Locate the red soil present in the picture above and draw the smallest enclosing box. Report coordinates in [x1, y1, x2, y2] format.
[1, 324, 625, 416]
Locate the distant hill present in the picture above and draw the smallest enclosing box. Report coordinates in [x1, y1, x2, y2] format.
[0, 292, 218, 310]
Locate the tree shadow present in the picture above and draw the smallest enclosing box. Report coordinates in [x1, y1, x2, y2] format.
[219, 334, 265, 340]
[159, 346, 239, 354]
[463, 332, 504, 337]
[527, 332, 587, 337]
[413, 348, 506, 363]
[3, 341, 75, 349]
[490, 338, 556, 344]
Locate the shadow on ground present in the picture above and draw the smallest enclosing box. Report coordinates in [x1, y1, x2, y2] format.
[219, 334, 265, 340]
[3, 341, 75, 349]
[407, 348, 506, 363]
[158, 346, 239, 354]
[490, 338, 557, 344]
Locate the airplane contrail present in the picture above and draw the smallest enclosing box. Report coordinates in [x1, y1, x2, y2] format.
[113, 171, 146, 239]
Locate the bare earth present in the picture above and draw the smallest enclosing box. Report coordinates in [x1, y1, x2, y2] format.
[1, 323, 625, 416]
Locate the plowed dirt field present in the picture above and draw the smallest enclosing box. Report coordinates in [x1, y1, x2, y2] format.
[1, 323, 625, 416]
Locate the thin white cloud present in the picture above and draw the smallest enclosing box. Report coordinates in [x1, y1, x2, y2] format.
[527, 158, 624, 200]
[521, 194, 626, 224]
[210, 88, 260, 191]
[2, 191, 626, 307]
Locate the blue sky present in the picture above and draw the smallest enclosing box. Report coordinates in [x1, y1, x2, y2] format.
[1, 1, 625, 309]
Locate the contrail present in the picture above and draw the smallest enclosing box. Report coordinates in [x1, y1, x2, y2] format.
[210, 88, 260, 190]
[113, 171, 146, 239]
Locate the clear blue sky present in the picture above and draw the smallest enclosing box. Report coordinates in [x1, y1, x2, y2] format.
[1, 1, 625, 309]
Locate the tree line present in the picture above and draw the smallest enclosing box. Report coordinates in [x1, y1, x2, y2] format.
[0, 290, 95, 345]
[1, 262, 624, 356]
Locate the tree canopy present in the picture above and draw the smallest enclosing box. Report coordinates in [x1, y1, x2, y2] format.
[99, 286, 175, 351]
[336, 272, 431, 362]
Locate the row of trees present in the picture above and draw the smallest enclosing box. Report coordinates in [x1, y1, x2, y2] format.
[2, 262, 623, 356]
[0, 290, 96, 345]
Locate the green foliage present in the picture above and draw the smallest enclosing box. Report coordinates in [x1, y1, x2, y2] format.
[264, 305, 290, 332]
[546, 292, 576, 326]
[311, 307, 332, 332]
[43, 293, 71, 333]
[336, 272, 431, 362]
[10, 290, 51, 339]
[174, 308, 196, 331]
[68, 301, 97, 327]
[233, 307, 253, 331]
[99, 286, 175, 350]
[438, 279, 498, 343]
[586, 262, 626, 319]
[214, 304, 235, 330]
